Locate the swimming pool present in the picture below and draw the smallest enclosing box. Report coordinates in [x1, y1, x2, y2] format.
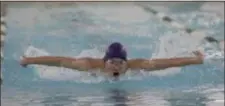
[1, 2, 224, 106]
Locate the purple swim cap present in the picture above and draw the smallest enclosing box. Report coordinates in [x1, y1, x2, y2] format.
[103, 42, 127, 61]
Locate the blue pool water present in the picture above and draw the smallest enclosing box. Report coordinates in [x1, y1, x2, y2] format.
[1, 2, 224, 106]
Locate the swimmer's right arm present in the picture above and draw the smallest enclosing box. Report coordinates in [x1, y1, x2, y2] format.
[20, 56, 104, 71]
[128, 51, 204, 71]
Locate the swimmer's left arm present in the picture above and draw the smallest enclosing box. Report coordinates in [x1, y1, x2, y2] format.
[128, 51, 204, 71]
[20, 56, 104, 71]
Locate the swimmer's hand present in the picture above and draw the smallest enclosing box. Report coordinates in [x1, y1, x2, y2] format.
[192, 51, 204, 61]
[20, 56, 28, 67]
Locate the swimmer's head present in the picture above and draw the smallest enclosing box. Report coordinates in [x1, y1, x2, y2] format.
[103, 42, 128, 77]
[103, 42, 127, 61]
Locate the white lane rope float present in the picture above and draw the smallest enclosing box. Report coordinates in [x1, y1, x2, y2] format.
[1, 3, 7, 85]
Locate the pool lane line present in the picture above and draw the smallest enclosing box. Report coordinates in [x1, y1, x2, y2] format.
[136, 3, 220, 44]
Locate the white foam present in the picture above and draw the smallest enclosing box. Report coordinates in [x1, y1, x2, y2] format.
[205, 51, 224, 60]
[129, 90, 170, 106]
[197, 84, 224, 106]
[2, 88, 47, 106]
[206, 92, 224, 106]
[182, 84, 224, 106]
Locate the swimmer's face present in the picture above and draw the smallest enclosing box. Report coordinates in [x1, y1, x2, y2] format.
[104, 58, 128, 77]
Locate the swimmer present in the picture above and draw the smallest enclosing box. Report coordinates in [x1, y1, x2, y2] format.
[20, 42, 204, 77]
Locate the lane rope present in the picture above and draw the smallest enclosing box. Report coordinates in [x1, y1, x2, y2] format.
[136, 3, 220, 44]
[1, 3, 7, 85]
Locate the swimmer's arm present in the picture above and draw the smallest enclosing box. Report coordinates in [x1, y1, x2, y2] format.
[20, 56, 104, 71]
[128, 51, 204, 71]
